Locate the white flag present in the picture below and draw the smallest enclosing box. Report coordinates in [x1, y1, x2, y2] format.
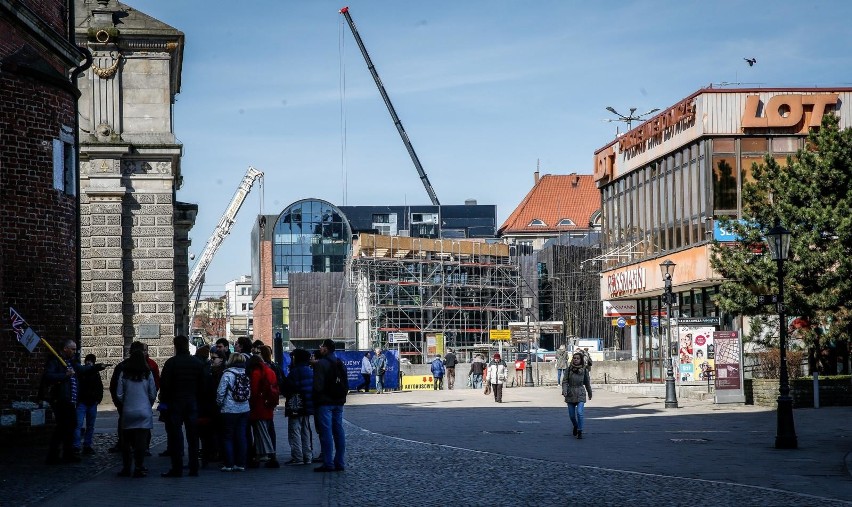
[9, 307, 41, 353]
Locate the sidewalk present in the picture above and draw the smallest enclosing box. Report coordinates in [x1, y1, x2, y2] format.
[4, 387, 850, 506]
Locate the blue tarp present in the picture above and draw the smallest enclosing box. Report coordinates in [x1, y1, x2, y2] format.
[335, 350, 400, 391]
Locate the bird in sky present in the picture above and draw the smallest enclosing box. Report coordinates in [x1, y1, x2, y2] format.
[744, 57, 757, 66]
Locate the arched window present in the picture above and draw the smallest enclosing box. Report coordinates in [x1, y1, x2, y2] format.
[557, 218, 576, 227]
[272, 199, 352, 286]
[528, 219, 547, 227]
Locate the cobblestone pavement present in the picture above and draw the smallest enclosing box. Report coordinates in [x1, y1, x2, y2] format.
[4, 387, 850, 506]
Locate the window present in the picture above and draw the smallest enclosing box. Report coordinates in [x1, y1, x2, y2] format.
[557, 218, 575, 227]
[240, 287, 247, 296]
[272, 199, 352, 286]
[53, 126, 75, 196]
[528, 219, 546, 226]
[248, 303, 254, 310]
[241, 303, 248, 311]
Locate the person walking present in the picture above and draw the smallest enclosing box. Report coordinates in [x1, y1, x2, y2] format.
[358, 351, 373, 393]
[514, 356, 526, 387]
[486, 353, 508, 403]
[468, 354, 485, 389]
[216, 353, 250, 471]
[116, 349, 158, 477]
[312, 339, 347, 472]
[159, 335, 205, 477]
[562, 352, 593, 439]
[443, 348, 458, 390]
[74, 353, 104, 455]
[430, 354, 445, 390]
[372, 348, 388, 394]
[555, 345, 570, 386]
[283, 348, 314, 465]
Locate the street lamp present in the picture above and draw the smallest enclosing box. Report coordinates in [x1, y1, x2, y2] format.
[766, 222, 797, 449]
[660, 259, 678, 408]
[522, 295, 534, 387]
[605, 106, 660, 130]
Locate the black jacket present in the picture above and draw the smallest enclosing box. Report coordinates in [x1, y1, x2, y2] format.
[160, 353, 205, 404]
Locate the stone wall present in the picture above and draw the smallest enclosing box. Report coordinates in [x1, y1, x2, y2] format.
[746, 377, 852, 407]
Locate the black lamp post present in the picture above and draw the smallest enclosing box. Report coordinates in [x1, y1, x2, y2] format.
[660, 259, 678, 408]
[766, 223, 797, 449]
[523, 295, 535, 387]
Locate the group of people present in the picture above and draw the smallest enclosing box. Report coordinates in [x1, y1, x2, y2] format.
[43, 334, 350, 476]
[357, 348, 389, 394]
[428, 348, 459, 390]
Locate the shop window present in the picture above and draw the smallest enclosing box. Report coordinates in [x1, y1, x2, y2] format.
[712, 155, 737, 211]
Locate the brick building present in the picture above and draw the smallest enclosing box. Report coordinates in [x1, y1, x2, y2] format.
[0, 1, 88, 418]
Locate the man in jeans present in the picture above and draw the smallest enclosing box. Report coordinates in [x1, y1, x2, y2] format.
[443, 348, 458, 390]
[312, 339, 347, 472]
[371, 348, 387, 394]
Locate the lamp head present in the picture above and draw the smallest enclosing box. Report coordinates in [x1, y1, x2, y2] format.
[766, 222, 791, 261]
[659, 259, 676, 280]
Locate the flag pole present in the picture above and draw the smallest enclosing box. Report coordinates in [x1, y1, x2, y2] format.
[42, 339, 69, 367]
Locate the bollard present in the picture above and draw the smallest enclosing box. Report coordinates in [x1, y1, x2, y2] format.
[813, 372, 820, 409]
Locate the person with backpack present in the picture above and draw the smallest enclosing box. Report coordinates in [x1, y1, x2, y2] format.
[312, 339, 347, 472]
[430, 354, 445, 390]
[283, 348, 314, 465]
[216, 353, 250, 472]
[247, 354, 279, 468]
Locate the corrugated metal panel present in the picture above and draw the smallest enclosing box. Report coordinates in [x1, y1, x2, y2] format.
[289, 272, 355, 341]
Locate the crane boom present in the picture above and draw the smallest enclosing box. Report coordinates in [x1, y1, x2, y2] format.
[188, 166, 263, 299]
[340, 6, 441, 206]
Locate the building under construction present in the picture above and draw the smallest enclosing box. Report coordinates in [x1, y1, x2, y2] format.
[351, 234, 521, 362]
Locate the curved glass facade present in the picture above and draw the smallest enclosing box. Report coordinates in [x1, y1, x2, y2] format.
[272, 199, 352, 286]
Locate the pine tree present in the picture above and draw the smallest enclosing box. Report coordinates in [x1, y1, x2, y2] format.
[711, 113, 852, 349]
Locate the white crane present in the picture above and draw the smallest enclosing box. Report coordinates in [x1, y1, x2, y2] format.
[187, 166, 264, 336]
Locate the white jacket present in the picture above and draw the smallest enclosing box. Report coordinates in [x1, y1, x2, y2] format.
[486, 361, 507, 385]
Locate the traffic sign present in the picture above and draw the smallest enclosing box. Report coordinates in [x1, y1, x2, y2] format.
[616, 317, 627, 328]
[651, 316, 659, 328]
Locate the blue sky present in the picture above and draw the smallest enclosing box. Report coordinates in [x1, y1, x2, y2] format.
[123, 0, 852, 293]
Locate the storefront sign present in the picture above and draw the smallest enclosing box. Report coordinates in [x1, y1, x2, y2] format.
[618, 98, 696, 154]
[606, 267, 646, 297]
[741, 93, 838, 132]
[678, 316, 720, 326]
[603, 299, 638, 317]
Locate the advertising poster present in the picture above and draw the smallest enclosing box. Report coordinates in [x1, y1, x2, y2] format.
[676, 325, 714, 382]
[714, 331, 746, 403]
[337, 350, 399, 391]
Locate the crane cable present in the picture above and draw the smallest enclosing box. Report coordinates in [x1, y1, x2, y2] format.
[339, 16, 348, 206]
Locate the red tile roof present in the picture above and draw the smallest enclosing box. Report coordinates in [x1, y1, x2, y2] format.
[499, 173, 600, 235]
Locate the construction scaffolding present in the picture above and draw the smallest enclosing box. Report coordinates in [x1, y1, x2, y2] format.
[350, 234, 521, 362]
[536, 233, 619, 350]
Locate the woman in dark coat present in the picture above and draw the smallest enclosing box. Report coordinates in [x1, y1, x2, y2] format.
[561, 352, 592, 439]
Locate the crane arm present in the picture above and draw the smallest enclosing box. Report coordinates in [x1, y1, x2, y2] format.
[340, 6, 441, 206]
[188, 166, 264, 299]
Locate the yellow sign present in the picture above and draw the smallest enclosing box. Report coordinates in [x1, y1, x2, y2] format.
[489, 329, 511, 341]
[401, 375, 436, 391]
